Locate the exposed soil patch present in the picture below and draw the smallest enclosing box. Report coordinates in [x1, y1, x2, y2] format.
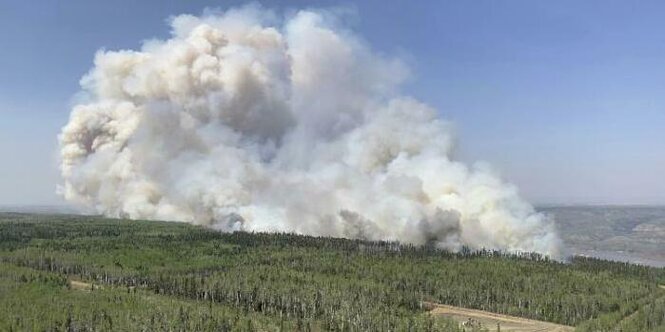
[69, 279, 101, 291]
[425, 302, 574, 332]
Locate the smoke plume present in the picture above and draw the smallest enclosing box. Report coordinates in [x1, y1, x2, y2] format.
[59, 6, 561, 257]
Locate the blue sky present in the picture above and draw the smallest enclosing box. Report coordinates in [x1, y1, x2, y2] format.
[1, 0, 664, 206]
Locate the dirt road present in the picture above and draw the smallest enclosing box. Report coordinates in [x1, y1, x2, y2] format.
[69, 279, 101, 291]
[425, 302, 574, 332]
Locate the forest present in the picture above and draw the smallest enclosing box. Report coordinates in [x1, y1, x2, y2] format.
[1, 213, 664, 331]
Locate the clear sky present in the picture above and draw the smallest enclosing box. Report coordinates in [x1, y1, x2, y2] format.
[1, 0, 664, 206]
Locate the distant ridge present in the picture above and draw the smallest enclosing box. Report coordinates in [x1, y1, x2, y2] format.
[0, 205, 82, 214]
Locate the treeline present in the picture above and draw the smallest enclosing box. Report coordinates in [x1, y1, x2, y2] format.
[0, 263, 310, 332]
[0, 213, 664, 331]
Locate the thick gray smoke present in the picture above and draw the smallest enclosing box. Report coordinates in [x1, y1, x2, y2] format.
[59, 6, 561, 257]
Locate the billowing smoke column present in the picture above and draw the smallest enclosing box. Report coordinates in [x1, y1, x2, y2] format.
[59, 6, 561, 257]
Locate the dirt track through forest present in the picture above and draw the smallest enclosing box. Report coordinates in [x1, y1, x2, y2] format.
[69, 279, 101, 291]
[66, 279, 661, 330]
[425, 302, 574, 332]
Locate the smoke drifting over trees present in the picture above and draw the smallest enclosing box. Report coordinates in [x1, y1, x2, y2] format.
[59, 6, 560, 256]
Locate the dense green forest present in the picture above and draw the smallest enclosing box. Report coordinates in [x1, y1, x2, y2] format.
[1, 213, 664, 331]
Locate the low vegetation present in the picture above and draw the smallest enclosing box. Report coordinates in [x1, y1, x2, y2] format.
[1, 213, 664, 331]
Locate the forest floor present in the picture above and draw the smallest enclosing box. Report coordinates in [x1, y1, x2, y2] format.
[425, 302, 574, 332]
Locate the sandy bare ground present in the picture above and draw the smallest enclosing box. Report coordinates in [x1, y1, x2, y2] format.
[69, 279, 101, 291]
[425, 302, 574, 332]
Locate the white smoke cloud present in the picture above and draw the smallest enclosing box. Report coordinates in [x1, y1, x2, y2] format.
[58, 6, 561, 257]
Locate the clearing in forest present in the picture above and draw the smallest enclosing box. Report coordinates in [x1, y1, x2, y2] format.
[68, 279, 101, 291]
[426, 302, 574, 332]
